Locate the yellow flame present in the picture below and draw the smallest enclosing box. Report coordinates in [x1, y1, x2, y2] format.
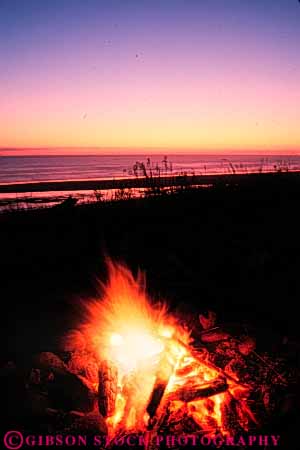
[78, 261, 252, 436]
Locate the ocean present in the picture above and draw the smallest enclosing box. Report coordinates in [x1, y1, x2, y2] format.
[1, 154, 300, 184]
[0, 154, 299, 211]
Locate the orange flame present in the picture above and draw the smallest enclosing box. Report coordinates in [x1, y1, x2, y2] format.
[82, 261, 185, 368]
[79, 261, 255, 436]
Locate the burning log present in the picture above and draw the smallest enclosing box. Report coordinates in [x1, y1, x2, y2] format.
[146, 351, 175, 420]
[175, 361, 199, 377]
[220, 393, 244, 434]
[166, 376, 228, 403]
[98, 360, 118, 418]
[174, 337, 250, 388]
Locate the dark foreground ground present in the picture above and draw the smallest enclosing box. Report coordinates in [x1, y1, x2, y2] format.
[0, 172, 300, 446]
[1, 172, 300, 351]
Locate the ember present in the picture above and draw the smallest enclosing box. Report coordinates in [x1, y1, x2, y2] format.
[61, 260, 288, 444]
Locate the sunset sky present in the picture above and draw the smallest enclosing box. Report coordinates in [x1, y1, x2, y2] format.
[0, 0, 300, 155]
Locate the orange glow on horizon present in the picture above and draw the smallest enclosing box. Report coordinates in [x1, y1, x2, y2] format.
[0, 146, 299, 157]
[1, 61, 299, 156]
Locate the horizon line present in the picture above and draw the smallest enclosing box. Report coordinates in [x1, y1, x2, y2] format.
[0, 146, 299, 157]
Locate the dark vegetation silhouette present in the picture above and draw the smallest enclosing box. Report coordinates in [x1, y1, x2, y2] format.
[1, 172, 300, 355]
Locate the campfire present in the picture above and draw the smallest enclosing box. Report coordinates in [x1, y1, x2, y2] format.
[56, 261, 288, 444]
[3, 260, 294, 447]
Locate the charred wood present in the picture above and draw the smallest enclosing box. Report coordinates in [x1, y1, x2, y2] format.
[146, 352, 174, 419]
[166, 377, 228, 402]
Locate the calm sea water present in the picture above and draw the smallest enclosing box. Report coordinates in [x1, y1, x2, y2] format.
[1, 154, 300, 184]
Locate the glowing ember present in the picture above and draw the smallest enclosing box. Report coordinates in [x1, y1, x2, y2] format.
[79, 261, 258, 438]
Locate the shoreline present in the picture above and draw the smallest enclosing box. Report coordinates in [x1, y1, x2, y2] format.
[1, 170, 300, 194]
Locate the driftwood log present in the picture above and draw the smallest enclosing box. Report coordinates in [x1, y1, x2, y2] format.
[98, 360, 118, 417]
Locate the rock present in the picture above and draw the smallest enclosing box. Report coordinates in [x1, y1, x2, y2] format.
[47, 370, 95, 412]
[42, 410, 107, 435]
[28, 368, 41, 385]
[29, 352, 96, 413]
[32, 352, 67, 372]
[77, 374, 97, 393]
[25, 390, 49, 416]
[66, 411, 108, 435]
[67, 351, 98, 383]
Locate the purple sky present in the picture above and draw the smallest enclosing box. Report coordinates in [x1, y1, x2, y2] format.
[0, 0, 299, 154]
